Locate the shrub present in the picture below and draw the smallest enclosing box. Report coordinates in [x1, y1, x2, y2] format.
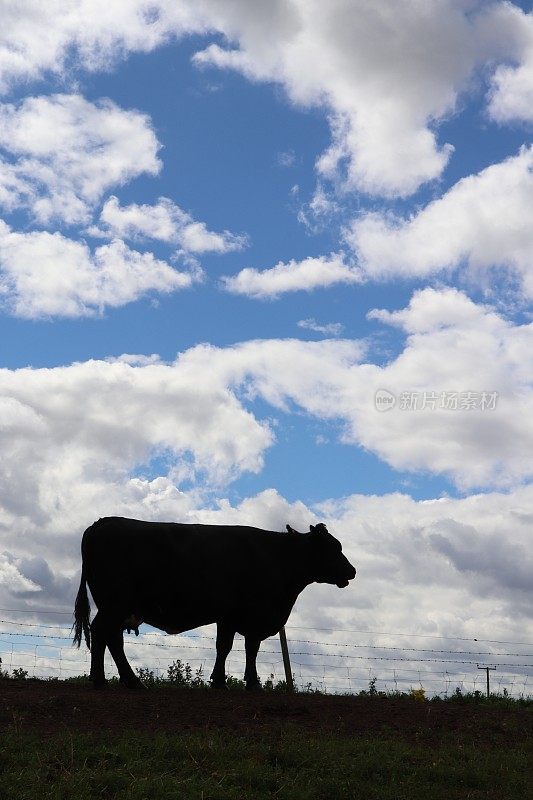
[11, 668, 29, 680]
[135, 667, 161, 687]
[166, 659, 206, 688]
[262, 674, 290, 692]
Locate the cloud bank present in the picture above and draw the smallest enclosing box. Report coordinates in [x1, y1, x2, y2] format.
[0, 290, 531, 537]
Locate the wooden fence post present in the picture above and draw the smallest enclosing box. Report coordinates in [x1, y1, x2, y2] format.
[279, 626, 294, 692]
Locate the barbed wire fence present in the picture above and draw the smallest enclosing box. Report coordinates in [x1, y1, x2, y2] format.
[0, 610, 531, 698]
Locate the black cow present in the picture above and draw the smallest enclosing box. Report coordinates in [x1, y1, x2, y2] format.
[73, 517, 356, 690]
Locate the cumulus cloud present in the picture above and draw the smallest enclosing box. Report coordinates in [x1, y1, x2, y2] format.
[2, 3, 531, 200]
[487, 4, 533, 123]
[347, 146, 533, 298]
[192, 0, 533, 197]
[3, 340, 356, 533]
[0, 290, 530, 542]
[0, 94, 161, 224]
[0, 221, 196, 318]
[316, 486, 533, 638]
[89, 195, 247, 254]
[0, 353, 277, 539]
[222, 254, 362, 298]
[296, 183, 340, 233]
[359, 288, 533, 488]
[0, 0, 207, 93]
[182, 291, 533, 489]
[0, 553, 40, 595]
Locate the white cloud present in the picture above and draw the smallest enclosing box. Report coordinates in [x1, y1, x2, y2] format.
[89, 195, 247, 254]
[0, 221, 196, 318]
[359, 288, 533, 488]
[0, 308, 531, 654]
[487, 4, 533, 123]
[0, 553, 40, 595]
[0, 1, 207, 93]
[0, 292, 530, 547]
[0, 340, 360, 552]
[1, 3, 531, 201]
[222, 254, 362, 298]
[0, 94, 161, 224]
[0, 353, 278, 538]
[347, 146, 533, 298]
[298, 318, 344, 336]
[192, 0, 533, 197]
[297, 183, 340, 233]
[317, 486, 533, 638]
[167, 296, 533, 490]
[185, 291, 533, 489]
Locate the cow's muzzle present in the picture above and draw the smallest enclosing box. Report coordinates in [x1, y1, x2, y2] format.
[337, 564, 356, 588]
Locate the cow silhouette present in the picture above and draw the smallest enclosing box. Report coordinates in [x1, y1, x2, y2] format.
[73, 517, 356, 689]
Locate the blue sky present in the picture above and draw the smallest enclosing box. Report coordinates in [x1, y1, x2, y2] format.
[0, 1, 532, 654]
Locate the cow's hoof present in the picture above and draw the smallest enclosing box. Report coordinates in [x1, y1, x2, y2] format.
[91, 678, 109, 690]
[210, 680, 227, 691]
[245, 681, 263, 692]
[120, 677, 146, 691]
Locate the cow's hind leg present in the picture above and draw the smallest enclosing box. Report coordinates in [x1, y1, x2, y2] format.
[106, 626, 144, 690]
[244, 634, 262, 691]
[89, 611, 107, 689]
[210, 624, 235, 688]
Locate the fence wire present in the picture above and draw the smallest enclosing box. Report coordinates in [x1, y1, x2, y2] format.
[0, 616, 531, 697]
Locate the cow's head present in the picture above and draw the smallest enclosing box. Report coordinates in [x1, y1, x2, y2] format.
[306, 523, 356, 588]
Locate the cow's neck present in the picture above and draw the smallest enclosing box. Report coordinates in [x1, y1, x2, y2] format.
[279, 534, 316, 596]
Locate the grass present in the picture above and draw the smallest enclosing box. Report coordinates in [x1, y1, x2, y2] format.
[0, 665, 530, 798]
[0, 724, 529, 800]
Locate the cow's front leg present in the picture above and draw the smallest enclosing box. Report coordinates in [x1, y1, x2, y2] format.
[210, 624, 235, 688]
[244, 634, 262, 691]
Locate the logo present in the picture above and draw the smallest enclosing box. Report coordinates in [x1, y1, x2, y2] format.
[374, 389, 396, 411]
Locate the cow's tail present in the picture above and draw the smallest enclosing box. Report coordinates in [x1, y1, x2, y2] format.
[73, 566, 91, 650]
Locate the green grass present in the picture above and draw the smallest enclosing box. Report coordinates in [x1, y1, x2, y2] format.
[0, 727, 528, 800]
[0, 667, 530, 798]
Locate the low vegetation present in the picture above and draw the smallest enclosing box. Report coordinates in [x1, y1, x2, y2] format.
[1, 658, 530, 799]
[1, 654, 530, 706]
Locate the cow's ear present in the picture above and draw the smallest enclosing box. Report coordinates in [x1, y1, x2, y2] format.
[286, 524, 297, 534]
[309, 524, 317, 534]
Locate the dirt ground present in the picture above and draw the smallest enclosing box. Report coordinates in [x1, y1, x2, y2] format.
[1, 679, 531, 743]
